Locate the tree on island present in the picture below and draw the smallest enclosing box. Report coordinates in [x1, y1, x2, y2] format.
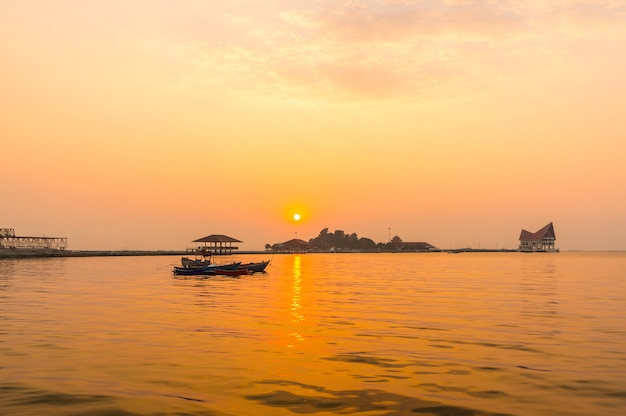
[265, 228, 381, 251]
[267, 228, 401, 252]
[266, 228, 439, 252]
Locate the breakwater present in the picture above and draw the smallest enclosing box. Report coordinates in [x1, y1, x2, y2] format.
[0, 248, 523, 259]
[0, 249, 187, 258]
[0, 249, 273, 258]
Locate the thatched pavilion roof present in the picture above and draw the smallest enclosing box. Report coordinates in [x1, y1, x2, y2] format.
[192, 234, 242, 243]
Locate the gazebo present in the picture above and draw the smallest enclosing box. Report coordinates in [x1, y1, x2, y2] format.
[278, 238, 311, 254]
[193, 234, 242, 256]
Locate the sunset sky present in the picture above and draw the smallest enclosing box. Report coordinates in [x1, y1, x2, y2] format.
[2, 1, 625, 251]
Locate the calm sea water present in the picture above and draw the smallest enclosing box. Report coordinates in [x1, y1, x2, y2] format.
[1, 252, 625, 416]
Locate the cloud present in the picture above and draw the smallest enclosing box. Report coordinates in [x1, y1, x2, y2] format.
[166, 0, 626, 102]
[542, 1, 626, 36]
[279, 0, 528, 42]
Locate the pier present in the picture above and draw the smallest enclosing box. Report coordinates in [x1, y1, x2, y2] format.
[0, 228, 67, 250]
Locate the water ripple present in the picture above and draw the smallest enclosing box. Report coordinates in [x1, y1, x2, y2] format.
[247, 380, 513, 415]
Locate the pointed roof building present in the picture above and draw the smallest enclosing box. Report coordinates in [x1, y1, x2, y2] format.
[519, 222, 558, 252]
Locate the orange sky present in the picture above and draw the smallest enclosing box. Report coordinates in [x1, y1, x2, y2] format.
[2, 1, 625, 251]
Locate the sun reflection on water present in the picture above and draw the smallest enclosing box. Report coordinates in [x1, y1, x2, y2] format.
[288, 256, 305, 347]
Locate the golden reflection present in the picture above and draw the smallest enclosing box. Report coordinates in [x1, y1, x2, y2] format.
[288, 255, 305, 347]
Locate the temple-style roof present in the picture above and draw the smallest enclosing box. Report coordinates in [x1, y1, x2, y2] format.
[277, 238, 310, 253]
[280, 238, 311, 246]
[193, 234, 242, 243]
[519, 223, 556, 241]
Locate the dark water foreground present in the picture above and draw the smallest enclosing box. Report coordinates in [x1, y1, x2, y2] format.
[1, 252, 625, 415]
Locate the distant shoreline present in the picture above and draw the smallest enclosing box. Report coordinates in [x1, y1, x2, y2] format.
[3, 249, 621, 259]
[0, 249, 184, 258]
[0, 249, 281, 259]
[0, 248, 533, 259]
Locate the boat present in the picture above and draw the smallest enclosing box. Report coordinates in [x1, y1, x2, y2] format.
[210, 268, 253, 277]
[172, 265, 252, 277]
[172, 267, 212, 276]
[237, 260, 270, 273]
[174, 234, 270, 276]
[172, 260, 268, 276]
[180, 256, 211, 269]
[172, 262, 241, 275]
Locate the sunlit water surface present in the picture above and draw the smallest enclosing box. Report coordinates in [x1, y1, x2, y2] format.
[1, 252, 625, 415]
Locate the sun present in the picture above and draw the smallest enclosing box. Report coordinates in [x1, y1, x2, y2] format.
[284, 205, 308, 223]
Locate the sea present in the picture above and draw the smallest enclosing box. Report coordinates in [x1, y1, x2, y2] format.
[1, 252, 625, 416]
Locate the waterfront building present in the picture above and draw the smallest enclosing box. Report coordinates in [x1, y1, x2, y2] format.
[275, 238, 311, 253]
[518, 222, 557, 252]
[389, 240, 437, 252]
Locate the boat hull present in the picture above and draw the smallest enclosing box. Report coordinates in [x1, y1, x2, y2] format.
[210, 268, 253, 276]
[172, 262, 241, 275]
[237, 260, 270, 273]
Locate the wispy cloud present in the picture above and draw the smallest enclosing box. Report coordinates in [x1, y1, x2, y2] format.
[542, 1, 626, 36]
[163, 0, 626, 102]
[279, 0, 528, 41]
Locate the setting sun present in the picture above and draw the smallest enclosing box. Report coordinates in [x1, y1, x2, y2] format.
[293, 213, 301, 221]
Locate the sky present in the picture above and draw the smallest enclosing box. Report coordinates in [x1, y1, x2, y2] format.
[1, 0, 625, 251]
